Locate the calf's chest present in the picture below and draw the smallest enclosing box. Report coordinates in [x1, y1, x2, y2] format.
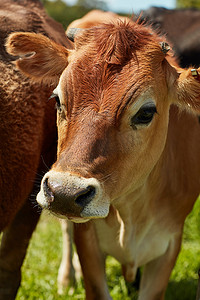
[93, 216, 171, 278]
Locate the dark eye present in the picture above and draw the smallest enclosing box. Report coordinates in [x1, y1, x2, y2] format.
[131, 104, 157, 129]
[55, 96, 61, 109]
[54, 96, 63, 114]
[49, 92, 62, 112]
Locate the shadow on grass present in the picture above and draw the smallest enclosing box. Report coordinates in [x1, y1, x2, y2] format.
[124, 277, 198, 300]
[166, 278, 198, 300]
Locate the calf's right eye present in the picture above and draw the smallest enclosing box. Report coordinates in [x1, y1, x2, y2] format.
[54, 96, 62, 113]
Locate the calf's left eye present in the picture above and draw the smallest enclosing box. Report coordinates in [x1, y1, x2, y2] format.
[131, 104, 157, 129]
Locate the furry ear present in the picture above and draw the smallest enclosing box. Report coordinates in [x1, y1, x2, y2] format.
[6, 32, 70, 84]
[173, 67, 200, 112]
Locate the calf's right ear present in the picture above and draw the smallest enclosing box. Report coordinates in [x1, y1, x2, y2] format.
[6, 32, 70, 84]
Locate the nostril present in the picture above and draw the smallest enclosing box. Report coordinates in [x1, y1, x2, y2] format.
[43, 177, 54, 203]
[75, 185, 96, 208]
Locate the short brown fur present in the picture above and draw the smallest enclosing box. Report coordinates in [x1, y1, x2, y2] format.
[0, 0, 72, 299]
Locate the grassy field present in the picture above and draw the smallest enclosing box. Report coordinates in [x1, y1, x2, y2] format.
[16, 197, 200, 300]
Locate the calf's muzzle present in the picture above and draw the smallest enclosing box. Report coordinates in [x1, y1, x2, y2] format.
[37, 171, 110, 221]
[43, 177, 96, 214]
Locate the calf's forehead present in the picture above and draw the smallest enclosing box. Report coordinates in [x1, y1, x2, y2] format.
[59, 22, 168, 116]
[59, 59, 167, 121]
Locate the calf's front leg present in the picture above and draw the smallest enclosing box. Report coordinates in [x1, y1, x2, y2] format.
[74, 221, 112, 300]
[138, 232, 182, 300]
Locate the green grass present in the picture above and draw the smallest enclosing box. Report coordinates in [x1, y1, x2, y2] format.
[16, 197, 200, 300]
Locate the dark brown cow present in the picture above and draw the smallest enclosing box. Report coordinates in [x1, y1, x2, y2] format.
[140, 7, 200, 68]
[0, 0, 72, 299]
[6, 19, 200, 300]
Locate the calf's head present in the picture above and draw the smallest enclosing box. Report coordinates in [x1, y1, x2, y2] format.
[6, 22, 200, 222]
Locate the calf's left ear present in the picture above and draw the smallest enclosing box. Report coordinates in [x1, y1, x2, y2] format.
[172, 66, 200, 113]
[6, 32, 70, 84]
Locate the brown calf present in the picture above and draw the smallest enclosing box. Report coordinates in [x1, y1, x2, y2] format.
[0, 0, 72, 298]
[6, 19, 200, 300]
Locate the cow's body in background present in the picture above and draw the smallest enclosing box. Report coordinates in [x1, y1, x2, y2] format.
[67, 9, 128, 32]
[0, 0, 72, 298]
[140, 7, 200, 68]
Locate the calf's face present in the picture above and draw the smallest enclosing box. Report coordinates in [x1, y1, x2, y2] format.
[6, 23, 200, 222]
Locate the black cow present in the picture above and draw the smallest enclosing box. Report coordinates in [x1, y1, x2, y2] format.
[140, 7, 200, 68]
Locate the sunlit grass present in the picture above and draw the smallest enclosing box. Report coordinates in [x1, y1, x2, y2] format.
[16, 197, 200, 299]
